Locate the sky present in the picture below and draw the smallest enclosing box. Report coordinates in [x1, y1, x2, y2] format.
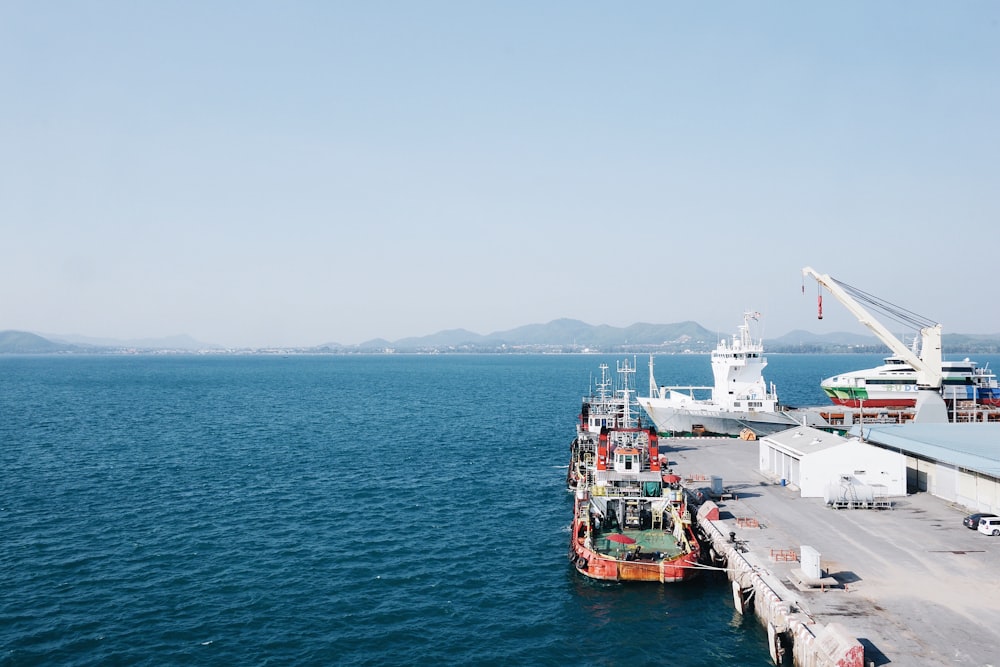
[2, 2, 999, 348]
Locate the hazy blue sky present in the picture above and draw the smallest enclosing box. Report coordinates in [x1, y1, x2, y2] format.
[3, 2, 999, 347]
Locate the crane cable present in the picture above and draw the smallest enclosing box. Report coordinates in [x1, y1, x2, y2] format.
[829, 276, 937, 331]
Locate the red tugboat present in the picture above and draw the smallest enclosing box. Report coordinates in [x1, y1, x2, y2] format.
[570, 425, 701, 583]
[567, 359, 638, 492]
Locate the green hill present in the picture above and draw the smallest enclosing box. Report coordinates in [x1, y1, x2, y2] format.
[0, 331, 78, 353]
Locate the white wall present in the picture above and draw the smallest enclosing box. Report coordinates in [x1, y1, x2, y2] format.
[950, 468, 1000, 513]
[799, 441, 906, 498]
[759, 440, 798, 485]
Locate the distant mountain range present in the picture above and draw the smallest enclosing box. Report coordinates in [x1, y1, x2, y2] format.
[0, 331, 221, 354]
[340, 319, 719, 353]
[769, 329, 1000, 354]
[4, 320, 1000, 354]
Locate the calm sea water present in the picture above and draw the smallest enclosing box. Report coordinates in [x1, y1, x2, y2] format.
[3, 352, 993, 665]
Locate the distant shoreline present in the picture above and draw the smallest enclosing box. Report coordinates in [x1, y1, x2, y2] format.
[3, 325, 998, 356]
[5, 348, 1000, 357]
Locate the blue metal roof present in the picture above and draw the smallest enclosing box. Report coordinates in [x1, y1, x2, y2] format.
[848, 423, 1000, 478]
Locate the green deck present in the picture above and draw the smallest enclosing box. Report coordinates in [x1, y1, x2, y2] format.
[593, 530, 683, 557]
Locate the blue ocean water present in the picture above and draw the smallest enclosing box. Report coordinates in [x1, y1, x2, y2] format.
[3, 352, 990, 665]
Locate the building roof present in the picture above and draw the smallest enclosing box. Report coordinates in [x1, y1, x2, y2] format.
[849, 423, 1000, 478]
[763, 425, 851, 457]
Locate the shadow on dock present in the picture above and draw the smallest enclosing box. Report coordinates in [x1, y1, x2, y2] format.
[828, 570, 862, 586]
[858, 638, 889, 666]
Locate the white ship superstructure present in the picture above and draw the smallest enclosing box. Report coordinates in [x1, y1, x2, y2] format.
[639, 312, 802, 437]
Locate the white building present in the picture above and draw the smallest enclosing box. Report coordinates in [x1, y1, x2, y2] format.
[759, 426, 907, 499]
[850, 423, 1000, 513]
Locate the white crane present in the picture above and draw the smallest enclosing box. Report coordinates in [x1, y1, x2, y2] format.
[802, 267, 947, 423]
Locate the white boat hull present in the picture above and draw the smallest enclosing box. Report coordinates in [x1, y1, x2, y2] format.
[639, 312, 836, 437]
[640, 398, 802, 437]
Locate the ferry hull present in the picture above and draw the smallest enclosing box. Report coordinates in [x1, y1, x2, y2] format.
[825, 388, 1000, 409]
[827, 395, 917, 409]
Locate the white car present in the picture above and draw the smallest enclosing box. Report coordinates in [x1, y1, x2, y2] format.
[978, 517, 1000, 536]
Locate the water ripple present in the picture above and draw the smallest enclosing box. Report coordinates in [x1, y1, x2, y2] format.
[0, 355, 782, 666]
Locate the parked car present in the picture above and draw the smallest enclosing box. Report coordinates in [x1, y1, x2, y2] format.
[978, 517, 1000, 536]
[963, 512, 997, 529]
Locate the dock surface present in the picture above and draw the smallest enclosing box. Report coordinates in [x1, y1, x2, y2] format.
[666, 436, 1000, 667]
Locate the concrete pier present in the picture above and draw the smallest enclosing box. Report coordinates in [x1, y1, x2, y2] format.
[698, 501, 863, 666]
[667, 436, 1000, 667]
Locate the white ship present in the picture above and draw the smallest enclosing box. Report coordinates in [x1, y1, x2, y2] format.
[820, 356, 1000, 408]
[639, 312, 803, 437]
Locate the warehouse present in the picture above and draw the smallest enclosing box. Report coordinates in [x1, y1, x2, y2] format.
[759, 425, 907, 499]
[849, 422, 1000, 513]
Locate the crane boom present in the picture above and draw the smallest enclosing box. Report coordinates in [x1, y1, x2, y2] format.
[802, 267, 942, 389]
